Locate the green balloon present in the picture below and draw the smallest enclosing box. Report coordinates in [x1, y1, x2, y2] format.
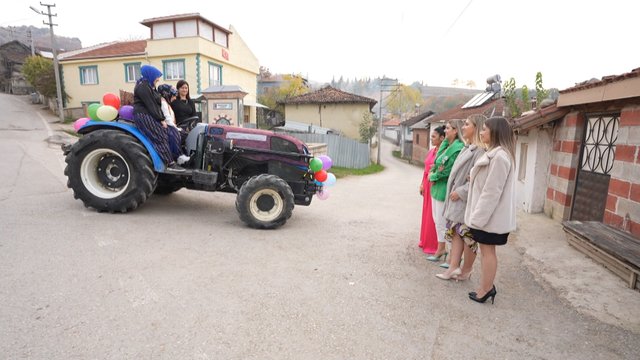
[87, 103, 101, 120]
[309, 157, 323, 172]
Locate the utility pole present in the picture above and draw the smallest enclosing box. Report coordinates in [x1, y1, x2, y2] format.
[30, 3, 64, 123]
[28, 30, 35, 56]
[376, 78, 398, 165]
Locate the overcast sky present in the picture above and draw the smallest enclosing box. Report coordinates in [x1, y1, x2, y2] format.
[4, 0, 639, 90]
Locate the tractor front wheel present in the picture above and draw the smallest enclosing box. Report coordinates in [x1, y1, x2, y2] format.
[235, 174, 294, 229]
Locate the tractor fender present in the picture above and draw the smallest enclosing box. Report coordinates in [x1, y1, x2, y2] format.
[77, 120, 165, 172]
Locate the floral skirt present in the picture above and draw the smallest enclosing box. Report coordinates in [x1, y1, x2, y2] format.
[444, 221, 478, 253]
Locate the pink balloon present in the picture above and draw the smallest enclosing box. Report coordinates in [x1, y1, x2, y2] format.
[73, 117, 90, 132]
[316, 189, 330, 200]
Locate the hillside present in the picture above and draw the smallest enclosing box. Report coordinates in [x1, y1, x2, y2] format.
[0, 25, 82, 52]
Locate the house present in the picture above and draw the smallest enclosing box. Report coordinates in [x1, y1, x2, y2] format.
[279, 86, 377, 140]
[382, 117, 401, 144]
[0, 40, 35, 95]
[398, 111, 434, 158]
[59, 13, 261, 124]
[410, 94, 506, 164]
[513, 67, 640, 237]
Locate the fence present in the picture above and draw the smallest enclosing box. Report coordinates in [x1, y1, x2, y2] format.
[279, 132, 371, 169]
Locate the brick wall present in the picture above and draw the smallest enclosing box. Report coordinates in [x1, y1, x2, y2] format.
[605, 105, 640, 237]
[412, 128, 431, 164]
[544, 111, 584, 220]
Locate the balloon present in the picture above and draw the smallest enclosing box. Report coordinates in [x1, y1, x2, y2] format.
[73, 117, 90, 132]
[87, 103, 101, 120]
[316, 189, 330, 200]
[319, 155, 333, 170]
[314, 169, 328, 182]
[96, 105, 118, 121]
[323, 173, 337, 187]
[118, 105, 134, 120]
[314, 180, 323, 186]
[309, 157, 323, 172]
[102, 93, 121, 109]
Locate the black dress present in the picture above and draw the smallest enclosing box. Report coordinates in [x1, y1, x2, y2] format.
[170, 98, 196, 124]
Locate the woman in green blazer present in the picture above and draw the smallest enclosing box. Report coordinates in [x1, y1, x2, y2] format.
[426, 119, 465, 266]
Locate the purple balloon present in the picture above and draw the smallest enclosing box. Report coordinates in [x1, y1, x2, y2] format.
[118, 105, 134, 120]
[316, 189, 330, 200]
[319, 155, 333, 170]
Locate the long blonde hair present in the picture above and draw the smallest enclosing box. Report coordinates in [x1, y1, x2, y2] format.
[485, 116, 515, 160]
[467, 114, 487, 148]
[447, 119, 465, 143]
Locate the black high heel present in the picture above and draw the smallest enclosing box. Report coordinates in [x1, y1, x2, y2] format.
[469, 285, 497, 304]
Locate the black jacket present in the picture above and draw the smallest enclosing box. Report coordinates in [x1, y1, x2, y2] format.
[170, 98, 197, 123]
[133, 80, 165, 121]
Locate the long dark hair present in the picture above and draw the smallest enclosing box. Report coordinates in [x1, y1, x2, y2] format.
[433, 125, 445, 137]
[485, 116, 515, 160]
[176, 80, 191, 101]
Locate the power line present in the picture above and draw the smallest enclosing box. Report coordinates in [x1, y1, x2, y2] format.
[443, 0, 474, 37]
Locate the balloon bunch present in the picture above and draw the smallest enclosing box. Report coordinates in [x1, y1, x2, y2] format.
[309, 155, 336, 200]
[73, 92, 135, 132]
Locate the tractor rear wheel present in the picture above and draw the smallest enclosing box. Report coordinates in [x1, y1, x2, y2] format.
[64, 130, 156, 213]
[236, 174, 294, 229]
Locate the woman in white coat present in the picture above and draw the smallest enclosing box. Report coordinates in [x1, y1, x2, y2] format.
[464, 117, 516, 304]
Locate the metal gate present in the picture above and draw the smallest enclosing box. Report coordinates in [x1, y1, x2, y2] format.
[570, 113, 619, 221]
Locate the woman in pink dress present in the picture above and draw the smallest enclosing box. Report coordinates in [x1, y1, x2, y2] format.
[419, 126, 445, 254]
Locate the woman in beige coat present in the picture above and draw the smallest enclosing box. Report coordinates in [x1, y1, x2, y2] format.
[465, 116, 516, 304]
[436, 115, 486, 281]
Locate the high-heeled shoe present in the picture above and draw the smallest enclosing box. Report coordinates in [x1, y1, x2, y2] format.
[469, 285, 497, 304]
[435, 268, 461, 280]
[426, 252, 447, 262]
[452, 271, 473, 282]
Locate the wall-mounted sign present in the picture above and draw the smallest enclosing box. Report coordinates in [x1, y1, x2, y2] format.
[214, 103, 233, 110]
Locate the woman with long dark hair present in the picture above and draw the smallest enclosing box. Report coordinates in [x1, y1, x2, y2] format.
[465, 116, 516, 304]
[419, 125, 445, 254]
[170, 80, 197, 127]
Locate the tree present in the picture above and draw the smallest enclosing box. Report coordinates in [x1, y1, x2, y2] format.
[22, 55, 69, 101]
[257, 74, 309, 115]
[385, 85, 422, 116]
[521, 85, 531, 112]
[503, 77, 520, 118]
[535, 72, 549, 108]
[359, 111, 377, 144]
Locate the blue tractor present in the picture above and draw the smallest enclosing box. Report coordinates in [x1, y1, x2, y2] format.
[63, 118, 320, 229]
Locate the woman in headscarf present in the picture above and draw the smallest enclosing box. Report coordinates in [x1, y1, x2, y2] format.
[133, 65, 185, 173]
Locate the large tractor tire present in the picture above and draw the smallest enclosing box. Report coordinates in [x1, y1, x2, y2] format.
[235, 174, 294, 229]
[64, 130, 156, 213]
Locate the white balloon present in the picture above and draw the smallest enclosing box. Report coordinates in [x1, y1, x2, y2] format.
[96, 105, 118, 121]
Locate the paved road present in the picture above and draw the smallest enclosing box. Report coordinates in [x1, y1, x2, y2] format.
[0, 93, 638, 359]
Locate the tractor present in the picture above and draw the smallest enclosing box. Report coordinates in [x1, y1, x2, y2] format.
[62, 117, 320, 229]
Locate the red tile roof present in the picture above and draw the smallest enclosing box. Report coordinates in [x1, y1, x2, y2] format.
[280, 86, 377, 106]
[560, 67, 640, 93]
[511, 103, 569, 132]
[383, 118, 401, 126]
[61, 40, 147, 60]
[427, 97, 506, 123]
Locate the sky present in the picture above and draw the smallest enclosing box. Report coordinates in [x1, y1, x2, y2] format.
[4, 0, 639, 90]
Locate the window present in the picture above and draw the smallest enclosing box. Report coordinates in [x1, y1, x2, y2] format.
[518, 143, 528, 181]
[209, 62, 222, 87]
[163, 59, 185, 81]
[415, 134, 420, 144]
[79, 66, 98, 85]
[214, 28, 228, 47]
[124, 63, 141, 83]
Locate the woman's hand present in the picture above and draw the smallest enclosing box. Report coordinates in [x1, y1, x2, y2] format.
[419, 184, 424, 196]
[161, 120, 168, 129]
[449, 191, 460, 201]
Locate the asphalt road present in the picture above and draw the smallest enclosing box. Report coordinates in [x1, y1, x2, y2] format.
[0, 93, 638, 359]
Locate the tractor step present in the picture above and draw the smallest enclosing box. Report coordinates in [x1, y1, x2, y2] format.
[192, 169, 218, 186]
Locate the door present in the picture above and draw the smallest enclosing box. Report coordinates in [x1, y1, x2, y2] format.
[570, 112, 619, 221]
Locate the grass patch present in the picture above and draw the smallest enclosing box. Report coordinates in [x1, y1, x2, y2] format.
[330, 163, 384, 178]
[392, 150, 401, 158]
